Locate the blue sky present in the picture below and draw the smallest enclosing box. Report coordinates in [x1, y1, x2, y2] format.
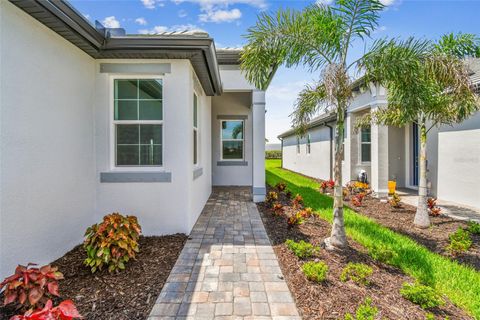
[71, 0, 480, 143]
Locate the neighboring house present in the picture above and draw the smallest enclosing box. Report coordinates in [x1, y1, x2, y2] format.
[279, 59, 480, 210]
[0, 0, 271, 278]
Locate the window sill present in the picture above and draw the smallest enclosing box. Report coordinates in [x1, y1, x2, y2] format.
[217, 161, 248, 166]
[100, 171, 171, 183]
[193, 167, 203, 180]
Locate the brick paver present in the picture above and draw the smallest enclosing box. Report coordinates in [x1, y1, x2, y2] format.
[148, 187, 300, 320]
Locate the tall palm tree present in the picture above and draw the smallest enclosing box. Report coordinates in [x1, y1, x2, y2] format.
[358, 34, 480, 227]
[240, 0, 384, 249]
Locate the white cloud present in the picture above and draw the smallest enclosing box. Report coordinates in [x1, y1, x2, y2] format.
[141, 0, 165, 9]
[173, 0, 267, 9]
[83, 14, 91, 20]
[135, 17, 148, 25]
[380, 0, 395, 5]
[199, 8, 241, 23]
[102, 16, 120, 28]
[138, 24, 206, 34]
[178, 9, 188, 18]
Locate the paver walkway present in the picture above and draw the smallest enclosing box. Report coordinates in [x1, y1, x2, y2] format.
[148, 187, 300, 320]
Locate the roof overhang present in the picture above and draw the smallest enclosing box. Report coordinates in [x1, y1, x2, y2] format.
[277, 112, 337, 139]
[9, 0, 223, 96]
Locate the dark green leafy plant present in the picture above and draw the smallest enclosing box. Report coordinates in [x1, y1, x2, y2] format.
[302, 261, 328, 282]
[340, 263, 373, 286]
[400, 282, 444, 309]
[266, 150, 282, 159]
[84, 213, 141, 273]
[344, 298, 378, 320]
[368, 244, 397, 264]
[446, 227, 472, 256]
[285, 239, 319, 259]
[467, 221, 480, 235]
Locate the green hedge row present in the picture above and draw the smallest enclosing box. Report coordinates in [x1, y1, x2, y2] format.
[265, 150, 282, 159]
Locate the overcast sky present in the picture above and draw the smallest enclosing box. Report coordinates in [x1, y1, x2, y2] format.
[72, 0, 480, 143]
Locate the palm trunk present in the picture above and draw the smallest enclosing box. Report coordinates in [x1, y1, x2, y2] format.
[325, 111, 347, 249]
[414, 122, 430, 228]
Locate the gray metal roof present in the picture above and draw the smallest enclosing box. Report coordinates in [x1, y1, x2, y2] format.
[216, 48, 242, 65]
[277, 112, 337, 139]
[9, 0, 226, 96]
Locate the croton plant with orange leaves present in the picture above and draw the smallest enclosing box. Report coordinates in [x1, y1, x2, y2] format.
[83, 213, 141, 273]
[10, 299, 81, 320]
[0, 263, 63, 309]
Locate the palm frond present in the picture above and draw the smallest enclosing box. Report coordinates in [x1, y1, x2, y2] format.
[290, 82, 328, 135]
[434, 33, 480, 58]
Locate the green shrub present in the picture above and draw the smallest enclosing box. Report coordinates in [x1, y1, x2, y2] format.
[344, 298, 378, 320]
[400, 282, 444, 309]
[425, 313, 435, 320]
[467, 221, 480, 235]
[368, 244, 398, 264]
[340, 263, 373, 286]
[84, 213, 141, 273]
[265, 150, 282, 159]
[302, 261, 328, 282]
[285, 239, 318, 259]
[446, 227, 472, 256]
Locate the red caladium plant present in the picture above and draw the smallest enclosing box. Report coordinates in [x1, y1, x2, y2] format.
[10, 299, 82, 320]
[0, 264, 63, 308]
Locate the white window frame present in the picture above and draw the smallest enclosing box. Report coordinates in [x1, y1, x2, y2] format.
[220, 119, 244, 161]
[359, 126, 371, 164]
[193, 92, 200, 167]
[109, 75, 165, 171]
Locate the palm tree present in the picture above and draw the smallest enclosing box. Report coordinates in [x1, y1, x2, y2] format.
[358, 34, 480, 227]
[240, 0, 385, 249]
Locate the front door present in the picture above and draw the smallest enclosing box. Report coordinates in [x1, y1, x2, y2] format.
[411, 123, 419, 186]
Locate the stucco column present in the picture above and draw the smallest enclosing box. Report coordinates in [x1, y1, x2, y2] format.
[370, 105, 389, 198]
[252, 90, 266, 202]
[343, 112, 352, 185]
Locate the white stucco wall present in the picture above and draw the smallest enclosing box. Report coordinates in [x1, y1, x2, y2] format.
[282, 126, 332, 181]
[94, 59, 211, 235]
[211, 92, 253, 186]
[0, 1, 96, 278]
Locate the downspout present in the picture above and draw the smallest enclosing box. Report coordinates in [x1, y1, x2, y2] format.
[325, 123, 334, 181]
[279, 138, 284, 168]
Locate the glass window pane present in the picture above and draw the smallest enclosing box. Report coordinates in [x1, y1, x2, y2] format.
[115, 100, 138, 120]
[117, 125, 139, 144]
[222, 120, 243, 140]
[193, 95, 198, 127]
[139, 80, 162, 99]
[115, 80, 137, 99]
[361, 127, 371, 142]
[194, 130, 198, 165]
[117, 145, 139, 165]
[140, 145, 162, 166]
[222, 141, 243, 159]
[139, 100, 162, 120]
[140, 125, 162, 145]
[361, 144, 371, 162]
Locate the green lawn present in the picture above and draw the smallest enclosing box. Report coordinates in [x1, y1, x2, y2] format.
[266, 159, 480, 319]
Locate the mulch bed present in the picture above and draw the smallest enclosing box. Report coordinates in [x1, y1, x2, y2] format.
[285, 168, 480, 271]
[258, 187, 471, 320]
[1, 235, 187, 320]
[342, 196, 480, 271]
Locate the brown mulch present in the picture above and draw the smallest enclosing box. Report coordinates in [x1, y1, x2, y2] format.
[0, 235, 187, 320]
[283, 168, 480, 270]
[258, 187, 471, 320]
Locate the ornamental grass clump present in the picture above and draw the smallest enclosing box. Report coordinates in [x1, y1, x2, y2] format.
[446, 227, 472, 256]
[84, 213, 142, 273]
[285, 239, 318, 259]
[0, 264, 63, 309]
[340, 263, 373, 286]
[302, 261, 328, 282]
[344, 298, 378, 320]
[467, 221, 480, 235]
[400, 282, 444, 309]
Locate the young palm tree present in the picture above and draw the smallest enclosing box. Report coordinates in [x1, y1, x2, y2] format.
[240, 0, 385, 249]
[358, 34, 480, 228]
